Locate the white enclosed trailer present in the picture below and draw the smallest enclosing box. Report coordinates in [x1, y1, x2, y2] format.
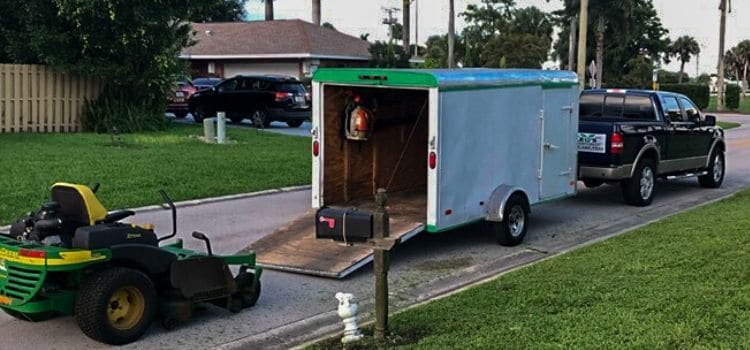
[251, 69, 579, 278]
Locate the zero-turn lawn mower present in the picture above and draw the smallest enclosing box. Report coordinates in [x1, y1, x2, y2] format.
[0, 183, 262, 345]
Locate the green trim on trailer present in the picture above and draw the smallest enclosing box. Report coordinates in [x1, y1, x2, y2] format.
[314, 68, 439, 88]
[426, 218, 485, 233]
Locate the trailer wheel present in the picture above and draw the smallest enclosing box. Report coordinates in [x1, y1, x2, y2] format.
[492, 194, 529, 246]
[621, 158, 656, 206]
[2, 308, 56, 322]
[583, 179, 604, 188]
[233, 272, 261, 309]
[74, 267, 157, 345]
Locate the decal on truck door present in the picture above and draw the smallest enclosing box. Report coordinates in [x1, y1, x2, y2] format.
[577, 133, 606, 153]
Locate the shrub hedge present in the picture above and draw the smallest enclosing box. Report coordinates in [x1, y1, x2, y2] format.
[725, 84, 740, 110]
[660, 84, 710, 110]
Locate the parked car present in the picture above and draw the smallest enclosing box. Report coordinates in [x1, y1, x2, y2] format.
[577, 89, 725, 206]
[193, 77, 223, 91]
[188, 75, 311, 128]
[167, 78, 198, 119]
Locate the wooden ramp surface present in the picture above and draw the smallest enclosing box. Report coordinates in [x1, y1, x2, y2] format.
[251, 193, 426, 278]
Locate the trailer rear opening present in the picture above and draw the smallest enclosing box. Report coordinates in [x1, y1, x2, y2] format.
[321, 85, 429, 218]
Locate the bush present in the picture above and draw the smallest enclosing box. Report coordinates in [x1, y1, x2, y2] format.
[660, 84, 710, 110]
[725, 84, 740, 110]
[82, 89, 169, 133]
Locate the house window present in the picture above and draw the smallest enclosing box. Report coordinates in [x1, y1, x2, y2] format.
[208, 62, 216, 75]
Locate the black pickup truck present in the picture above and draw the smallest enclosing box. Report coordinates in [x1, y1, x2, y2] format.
[577, 89, 726, 206]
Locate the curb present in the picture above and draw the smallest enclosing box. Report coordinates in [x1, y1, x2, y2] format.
[0, 185, 312, 231]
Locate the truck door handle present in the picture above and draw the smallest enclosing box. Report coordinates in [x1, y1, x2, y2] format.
[543, 142, 559, 150]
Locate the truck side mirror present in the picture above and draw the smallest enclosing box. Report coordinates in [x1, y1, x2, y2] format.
[704, 115, 717, 127]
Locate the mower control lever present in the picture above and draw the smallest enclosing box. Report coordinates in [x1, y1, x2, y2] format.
[192, 231, 213, 256]
[157, 190, 178, 243]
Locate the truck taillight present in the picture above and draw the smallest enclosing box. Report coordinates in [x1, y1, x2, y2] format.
[275, 91, 291, 101]
[611, 132, 624, 154]
[19, 249, 46, 258]
[428, 152, 437, 169]
[312, 140, 320, 157]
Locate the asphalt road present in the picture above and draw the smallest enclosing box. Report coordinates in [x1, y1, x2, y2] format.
[2, 115, 749, 349]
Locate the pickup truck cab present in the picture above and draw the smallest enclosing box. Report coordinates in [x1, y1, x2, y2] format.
[577, 89, 725, 206]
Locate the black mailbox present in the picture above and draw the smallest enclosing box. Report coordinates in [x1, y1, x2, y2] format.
[315, 207, 373, 242]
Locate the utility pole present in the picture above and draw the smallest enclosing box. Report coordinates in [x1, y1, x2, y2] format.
[402, 0, 411, 54]
[568, 15, 578, 71]
[576, 0, 589, 90]
[717, 0, 728, 111]
[447, 0, 455, 68]
[414, 0, 419, 58]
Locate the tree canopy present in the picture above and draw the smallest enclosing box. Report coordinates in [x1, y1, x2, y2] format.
[669, 35, 700, 83]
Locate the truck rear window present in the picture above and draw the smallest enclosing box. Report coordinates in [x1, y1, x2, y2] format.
[580, 93, 656, 121]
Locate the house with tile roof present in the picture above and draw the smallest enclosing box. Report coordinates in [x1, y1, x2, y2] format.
[181, 20, 371, 80]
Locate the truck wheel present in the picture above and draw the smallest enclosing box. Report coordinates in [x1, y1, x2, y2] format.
[173, 111, 187, 119]
[699, 150, 725, 188]
[583, 179, 604, 188]
[193, 105, 213, 123]
[2, 309, 56, 322]
[74, 267, 157, 345]
[491, 194, 529, 246]
[622, 159, 656, 206]
[233, 272, 261, 309]
[286, 120, 304, 128]
[230, 115, 245, 124]
[252, 108, 271, 129]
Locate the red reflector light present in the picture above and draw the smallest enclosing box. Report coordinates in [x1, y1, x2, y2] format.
[610, 132, 624, 154]
[428, 152, 437, 169]
[19, 249, 46, 259]
[444, 209, 453, 216]
[275, 91, 291, 101]
[312, 140, 320, 157]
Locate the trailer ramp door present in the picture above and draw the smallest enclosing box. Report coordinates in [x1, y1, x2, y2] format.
[250, 192, 425, 278]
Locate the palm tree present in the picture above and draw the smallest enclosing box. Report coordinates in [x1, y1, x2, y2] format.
[402, 0, 411, 54]
[736, 40, 750, 95]
[312, 0, 321, 25]
[264, 0, 274, 21]
[669, 36, 701, 84]
[447, 0, 455, 68]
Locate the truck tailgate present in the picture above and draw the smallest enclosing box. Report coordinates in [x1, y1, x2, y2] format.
[578, 120, 615, 167]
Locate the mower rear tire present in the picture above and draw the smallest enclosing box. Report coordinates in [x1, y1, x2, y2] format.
[2, 308, 56, 322]
[74, 267, 157, 345]
[234, 272, 261, 308]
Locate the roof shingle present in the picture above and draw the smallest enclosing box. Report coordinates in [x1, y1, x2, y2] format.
[181, 20, 371, 60]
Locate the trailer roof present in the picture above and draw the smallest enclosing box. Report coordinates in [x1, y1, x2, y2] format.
[312, 68, 578, 91]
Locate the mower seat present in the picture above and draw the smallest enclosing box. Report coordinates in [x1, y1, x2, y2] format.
[50, 183, 108, 226]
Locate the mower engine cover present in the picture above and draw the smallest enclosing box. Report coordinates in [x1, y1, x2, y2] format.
[72, 223, 157, 250]
[315, 207, 373, 242]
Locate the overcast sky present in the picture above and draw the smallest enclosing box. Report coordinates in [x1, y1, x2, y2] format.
[246, 0, 749, 76]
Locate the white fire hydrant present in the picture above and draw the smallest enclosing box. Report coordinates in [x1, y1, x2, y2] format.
[335, 292, 364, 343]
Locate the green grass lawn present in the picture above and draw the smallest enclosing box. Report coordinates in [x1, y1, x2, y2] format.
[717, 121, 741, 130]
[0, 124, 310, 225]
[707, 95, 750, 114]
[313, 189, 750, 349]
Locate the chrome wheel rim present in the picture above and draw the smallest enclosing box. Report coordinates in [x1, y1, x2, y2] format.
[640, 166, 654, 200]
[713, 154, 724, 182]
[507, 206, 525, 237]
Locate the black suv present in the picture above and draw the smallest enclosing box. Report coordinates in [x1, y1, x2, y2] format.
[188, 75, 311, 128]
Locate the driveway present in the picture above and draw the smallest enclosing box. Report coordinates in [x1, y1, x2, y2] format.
[3, 117, 749, 350]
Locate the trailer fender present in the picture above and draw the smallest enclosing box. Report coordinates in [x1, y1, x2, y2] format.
[486, 185, 530, 222]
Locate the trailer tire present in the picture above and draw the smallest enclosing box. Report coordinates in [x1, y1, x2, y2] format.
[699, 150, 725, 188]
[233, 272, 261, 309]
[74, 267, 157, 345]
[492, 194, 529, 246]
[621, 158, 656, 206]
